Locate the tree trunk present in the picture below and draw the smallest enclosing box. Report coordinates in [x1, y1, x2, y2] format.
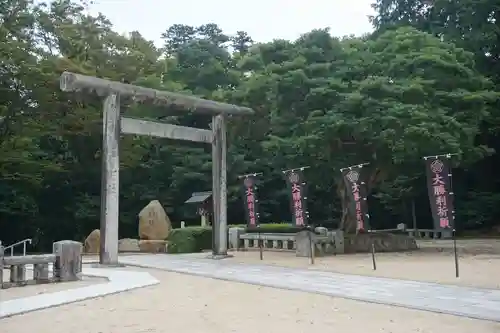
[338, 180, 357, 234]
[338, 167, 385, 234]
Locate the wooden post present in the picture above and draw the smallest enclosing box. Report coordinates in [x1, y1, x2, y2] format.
[212, 116, 221, 255]
[100, 93, 120, 265]
[219, 115, 228, 255]
[53, 240, 83, 282]
[211, 115, 229, 256]
[0, 245, 3, 289]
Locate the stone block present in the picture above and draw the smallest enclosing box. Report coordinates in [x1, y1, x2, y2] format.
[10, 265, 26, 284]
[397, 223, 407, 231]
[328, 230, 345, 254]
[228, 227, 245, 250]
[344, 233, 418, 253]
[53, 240, 83, 282]
[33, 263, 50, 283]
[138, 240, 167, 253]
[295, 230, 316, 257]
[118, 238, 140, 252]
[441, 229, 453, 239]
[314, 227, 328, 235]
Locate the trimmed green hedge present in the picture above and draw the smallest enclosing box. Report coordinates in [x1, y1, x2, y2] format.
[167, 226, 212, 254]
[245, 223, 300, 234]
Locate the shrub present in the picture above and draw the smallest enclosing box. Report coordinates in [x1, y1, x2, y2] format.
[245, 223, 301, 234]
[167, 227, 212, 254]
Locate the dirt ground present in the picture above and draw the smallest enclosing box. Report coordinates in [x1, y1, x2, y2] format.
[1, 267, 499, 333]
[224, 249, 500, 289]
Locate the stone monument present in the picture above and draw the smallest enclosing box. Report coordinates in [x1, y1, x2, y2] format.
[137, 200, 171, 253]
[84, 229, 100, 253]
[138, 200, 172, 240]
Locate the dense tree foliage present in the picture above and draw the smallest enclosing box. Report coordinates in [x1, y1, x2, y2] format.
[1, 0, 499, 250]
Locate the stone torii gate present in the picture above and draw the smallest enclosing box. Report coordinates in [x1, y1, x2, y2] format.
[59, 72, 254, 265]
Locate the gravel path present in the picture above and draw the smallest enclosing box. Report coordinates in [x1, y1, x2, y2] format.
[225, 250, 500, 288]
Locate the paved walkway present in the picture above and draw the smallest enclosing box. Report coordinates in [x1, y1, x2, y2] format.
[119, 254, 500, 322]
[0, 266, 159, 319]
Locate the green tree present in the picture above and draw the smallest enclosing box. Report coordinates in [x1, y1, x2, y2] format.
[235, 27, 496, 232]
[371, 0, 500, 230]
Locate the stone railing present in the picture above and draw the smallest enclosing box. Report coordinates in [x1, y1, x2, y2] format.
[239, 233, 297, 251]
[228, 227, 345, 256]
[407, 228, 452, 239]
[1, 240, 83, 289]
[372, 224, 452, 240]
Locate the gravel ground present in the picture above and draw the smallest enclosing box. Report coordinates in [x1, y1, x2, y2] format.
[224, 249, 500, 289]
[1, 267, 499, 333]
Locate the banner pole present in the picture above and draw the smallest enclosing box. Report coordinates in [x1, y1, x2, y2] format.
[239, 172, 263, 260]
[423, 153, 459, 278]
[340, 163, 373, 270]
[282, 166, 312, 264]
[370, 229, 377, 270]
[447, 156, 459, 278]
[453, 229, 459, 277]
[308, 228, 315, 265]
[258, 225, 263, 260]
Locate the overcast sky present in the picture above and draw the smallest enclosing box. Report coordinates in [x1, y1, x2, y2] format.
[88, 0, 375, 45]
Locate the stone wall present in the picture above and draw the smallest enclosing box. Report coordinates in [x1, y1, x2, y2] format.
[231, 227, 418, 256]
[344, 233, 418, 253]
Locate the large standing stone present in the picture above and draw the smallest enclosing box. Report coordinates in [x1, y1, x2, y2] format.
[84, 229, 100, 254]
[138, 200, 172, 240]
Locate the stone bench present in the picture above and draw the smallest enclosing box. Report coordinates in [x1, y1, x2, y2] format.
[1, 240, 83, 289]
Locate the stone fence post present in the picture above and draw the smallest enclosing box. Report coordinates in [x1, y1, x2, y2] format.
[228, 226, 245, 250]
[295, 230, 315, 257]
[53, 240, 83, 282]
